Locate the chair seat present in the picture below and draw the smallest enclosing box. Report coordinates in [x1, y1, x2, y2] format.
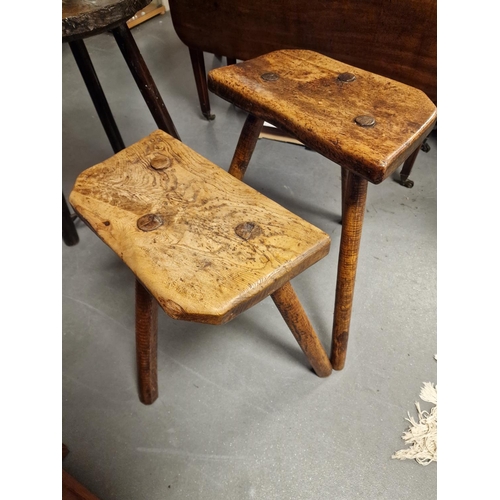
[208, 49, 437, 184]
[69, 130, 331, 325]
[62, 0, 150, 42]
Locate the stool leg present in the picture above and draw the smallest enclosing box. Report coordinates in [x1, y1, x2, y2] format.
[271, 282, 332, 377]
[188, 48, 215, 120]
[228, 114, 264, 180]
[111, 24, 181, 140]
[331, 174, 368, 370]
[135, 279, 159, 405]
[69, 39, 126, 154]
[62, 193, 79, 246]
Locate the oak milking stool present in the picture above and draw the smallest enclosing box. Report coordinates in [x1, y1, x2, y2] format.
[207, 49, 437, 370]
[62, 0, 180, 246]
[69, 130, 332, 405]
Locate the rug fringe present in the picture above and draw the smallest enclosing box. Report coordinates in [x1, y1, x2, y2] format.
[392, 381, 437, 466]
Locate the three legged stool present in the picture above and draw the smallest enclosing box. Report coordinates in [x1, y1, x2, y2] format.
[69, 130, 333, 405]
[207, 49, 437, 370]
[62, 0, 180, 246]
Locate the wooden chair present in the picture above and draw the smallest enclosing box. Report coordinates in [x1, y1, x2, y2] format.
[168, 0, 436, 187]
[62, 0, 180, 246]
[207, 50, 437, 370]
[69, 130, 333, 405]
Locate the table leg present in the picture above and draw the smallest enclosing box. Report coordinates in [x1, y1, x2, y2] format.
[189, 48, 215, 120]
[331, 173, 368, 370]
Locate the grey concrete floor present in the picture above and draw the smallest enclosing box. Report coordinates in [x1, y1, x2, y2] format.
[62, 13, 437, 500]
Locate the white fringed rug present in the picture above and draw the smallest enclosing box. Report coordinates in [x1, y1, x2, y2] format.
[392, 357, 437, 466]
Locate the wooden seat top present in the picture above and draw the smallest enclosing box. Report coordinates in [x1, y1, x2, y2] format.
[208, 50, 437, 184]
[62, 0, 150, 42]
[69, 130, 330, 325]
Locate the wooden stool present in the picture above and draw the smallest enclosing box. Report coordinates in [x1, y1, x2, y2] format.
[207, 49, 437, 370]
[62, 0, 180, 246]
[69, 130, 332, 405]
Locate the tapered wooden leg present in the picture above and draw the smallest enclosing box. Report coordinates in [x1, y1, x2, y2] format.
[112, 23, 181, 140]
[69, 39, 126, 154]
[228, 114, 264, 180]
[188, 47, 215, 120]
[135, 279, 158, 404]
[399, 146, 420, 188]
[331, 174, 368, 370]
[271, 282, 332, 377]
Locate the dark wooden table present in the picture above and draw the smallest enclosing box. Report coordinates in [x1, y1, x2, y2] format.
[62, 0, 180, 246]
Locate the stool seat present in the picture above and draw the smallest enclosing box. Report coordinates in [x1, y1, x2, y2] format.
[70, 130, 331, 325]
[208, 49, 437, 184]
[62, 0, 149, 42]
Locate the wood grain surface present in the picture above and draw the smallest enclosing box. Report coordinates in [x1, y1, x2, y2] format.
[62, 0, 150, 42]
[69, 130, 331, 325]
[208, 50, 437, 184]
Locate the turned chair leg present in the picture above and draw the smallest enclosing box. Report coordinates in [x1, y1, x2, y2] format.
[69, 39, 126, 154]
[228, 114, 264, 180]
[271, 282, 332, 377]
[331, 174, 368, 370]
[399, 137, 432, 188]
[111, 24, 180, 140]
[135, 279, 159, 405]
[188, 48, 215, 120]
[399, 146, 420, 188]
